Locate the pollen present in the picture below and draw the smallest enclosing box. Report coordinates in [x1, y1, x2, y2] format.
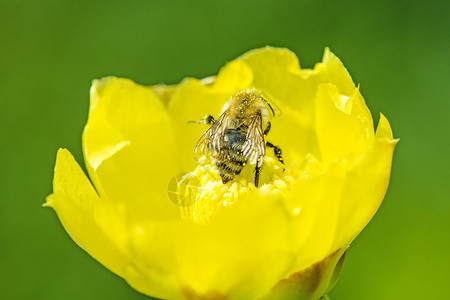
[178, 156, 297, 223]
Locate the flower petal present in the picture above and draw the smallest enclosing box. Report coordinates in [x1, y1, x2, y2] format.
[286, 159, 347, 271]
[286, 113, 396, 259]
[213, 60, 253, 92]
[122, 192, 296, 300]
[316, 48, 355, 97]
[332, 114, 398, 248]
[315, 84, 374, 165]
[239, 47, 319, 115]
[83, 77, 180, 220]
[375, 113, 394, 140]
[45, 149, 128, 277]
[151, 83, 177, 107]
[269, 106, 318, 164]
[239, 47, 354, 107]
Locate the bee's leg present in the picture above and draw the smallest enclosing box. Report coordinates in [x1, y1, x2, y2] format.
[254, 165, 261, 187]
[266, 141, 284, 165]
[204, 115, 216, 124]
[263, 122, 271, 135]
[188, 115, 216, 125]
[254, 156, 264, 187]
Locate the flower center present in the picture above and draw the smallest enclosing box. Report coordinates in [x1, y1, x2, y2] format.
[176, 156, 296, 223]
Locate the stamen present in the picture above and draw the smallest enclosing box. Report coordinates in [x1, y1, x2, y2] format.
[178, 156, 298, 223]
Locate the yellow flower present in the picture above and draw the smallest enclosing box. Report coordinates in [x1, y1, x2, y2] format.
[45, 47, 397, 300]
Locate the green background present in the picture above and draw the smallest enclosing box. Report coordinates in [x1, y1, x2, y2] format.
[1, 0, 449, 299]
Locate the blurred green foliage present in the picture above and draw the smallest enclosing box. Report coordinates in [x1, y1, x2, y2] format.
[0, 0, 449, 299]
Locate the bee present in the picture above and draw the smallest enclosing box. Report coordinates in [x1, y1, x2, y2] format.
[193, 88, 284, 187]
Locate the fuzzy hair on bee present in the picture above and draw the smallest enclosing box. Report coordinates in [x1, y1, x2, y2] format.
[193, 88, 284, 187]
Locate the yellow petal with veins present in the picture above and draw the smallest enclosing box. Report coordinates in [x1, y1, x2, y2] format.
[316, 47, 355, 97]
[124, 189, 295, 300]
[332, 114, 398, 248]
[83, 77, 179, 220]
[239, 47, 319, 118]
[315, 84, 374, 164]
[45, 149, 128, 277]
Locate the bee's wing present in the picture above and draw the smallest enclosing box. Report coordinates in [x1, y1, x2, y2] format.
[195, 111, 230, 154]
[242, 113, 266, 167]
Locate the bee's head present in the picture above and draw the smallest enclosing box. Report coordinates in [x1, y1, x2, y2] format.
[221, 89, 278, 128]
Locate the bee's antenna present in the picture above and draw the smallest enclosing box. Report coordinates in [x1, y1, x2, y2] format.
[266, 102, 275, 117]
[256, 91, 279, 117]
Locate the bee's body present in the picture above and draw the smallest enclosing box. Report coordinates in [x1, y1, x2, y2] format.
[195, 89, 283, 187]
[213, 126, 248, 183]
